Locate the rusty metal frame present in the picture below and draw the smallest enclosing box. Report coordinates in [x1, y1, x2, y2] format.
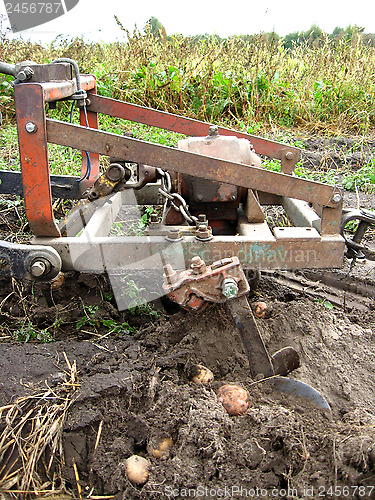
[13, 75, 97, 237]
[45, 118, 340, 209]
[86, 94, 300, 172]
[33, 189, 345, 273]
[8, 69, 345, 274]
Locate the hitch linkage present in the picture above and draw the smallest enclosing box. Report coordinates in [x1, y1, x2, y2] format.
[340, 209, 375, 261]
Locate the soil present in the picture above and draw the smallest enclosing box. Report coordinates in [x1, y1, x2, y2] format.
[0, 136, 375, 500]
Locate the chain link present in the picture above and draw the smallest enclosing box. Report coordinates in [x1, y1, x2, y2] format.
[157, 168, 199, 225]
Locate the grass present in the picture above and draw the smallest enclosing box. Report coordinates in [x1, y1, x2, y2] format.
[0, 30, 374, 189]
[0, 353, 78, 497]
[1, 30, 375, 134]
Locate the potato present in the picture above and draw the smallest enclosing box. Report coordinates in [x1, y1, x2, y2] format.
[189, 364, 214, 384]
[147, 436, 173, 459]
[253, 301, 267, 319]
[217, 384, 250, 416]
[125, 455, 150, 485]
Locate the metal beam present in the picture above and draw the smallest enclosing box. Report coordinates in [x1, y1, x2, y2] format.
[46, 119, 340, 208]
[87, 94, 301, 165]
[34, 232, 345, 273]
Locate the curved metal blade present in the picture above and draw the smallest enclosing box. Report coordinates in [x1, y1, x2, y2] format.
[273, 376, 331, 413]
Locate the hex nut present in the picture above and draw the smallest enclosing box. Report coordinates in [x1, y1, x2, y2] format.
[30, 260, 47, 277]
[332, 193, 342, 203]
[166, 228, 183, 241]
[221, 277, 239, 299]
[195, 224, 213, 241]
[191, 256, 206, 274]
[25, 122, 37, 133]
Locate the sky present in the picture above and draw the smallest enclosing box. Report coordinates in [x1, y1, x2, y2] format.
[1, 0, 375, 43]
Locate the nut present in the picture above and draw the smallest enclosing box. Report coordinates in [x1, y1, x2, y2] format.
[25, 122, 37, 133]
[221, 277, 239, 299]
[166, 228, 182, 241]
[195, 224, 213, 241]
[30, 260, 47, 277]
[190, 256, 206, 275]
[332, 193, 342, 203]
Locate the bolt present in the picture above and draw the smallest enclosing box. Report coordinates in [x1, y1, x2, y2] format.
[166, 227, 182, 241]
[285, 151, 293, 160]
[332, 193, 342, 203]
[221, 277, 239, 299]
[25, 122, 37, 133]
[163, 264, 178, 285]
[198, 214, 207, 223]
[191, 256, 206, 275]
[195, 224, 213, 241]
[30, 260, 46, 277]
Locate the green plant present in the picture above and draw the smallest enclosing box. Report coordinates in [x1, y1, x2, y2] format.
[76, 305, 99, 330]
[315, 298, 334, 309]
[122, 278, 159, 317]
[13, 321, 54, 342]
[102, 318, 137, 335]
[342, 159, 375, 193]
[126, 206, 154, 235]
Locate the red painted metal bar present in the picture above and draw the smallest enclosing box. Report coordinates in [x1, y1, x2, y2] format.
[46, 119, 340, 208]
[40, 75, 96, 103]
[14, 84, 60, 237]
[79, 85, 100, 191]
[87, 94, 300, 163]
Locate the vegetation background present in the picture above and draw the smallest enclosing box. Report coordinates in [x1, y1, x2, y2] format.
[1, 17, 375, 135]
[0, 17, 374, 192]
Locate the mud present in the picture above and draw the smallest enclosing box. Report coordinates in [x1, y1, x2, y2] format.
[0, 270, 375, 499]
[301, 136, 375, 171]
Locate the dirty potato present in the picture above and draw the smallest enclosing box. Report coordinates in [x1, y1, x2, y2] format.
[147, 436, 173, 459]
[217, 384, 250, 416]
[189, 364, 214, 384]
[125, 455, 150, 485]
[253, 301, 267, 319]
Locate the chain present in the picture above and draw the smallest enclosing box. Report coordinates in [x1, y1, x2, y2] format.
[157, 168, 198, 225]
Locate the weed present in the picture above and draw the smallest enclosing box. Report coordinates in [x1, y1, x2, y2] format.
[122, 278, 159, 317]
[315, 298, 334, 309]
[76, 304, 139, 335]
[76, 305, 99, 330]
[102, 318, 136, 335]
[1, 30, 375, 133]
[13, 321, 54, 342]
[342, 159, 375, 193]
[126, 206, 154, 235]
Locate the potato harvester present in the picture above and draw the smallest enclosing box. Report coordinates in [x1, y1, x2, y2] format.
[1, 58, 374, 411]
